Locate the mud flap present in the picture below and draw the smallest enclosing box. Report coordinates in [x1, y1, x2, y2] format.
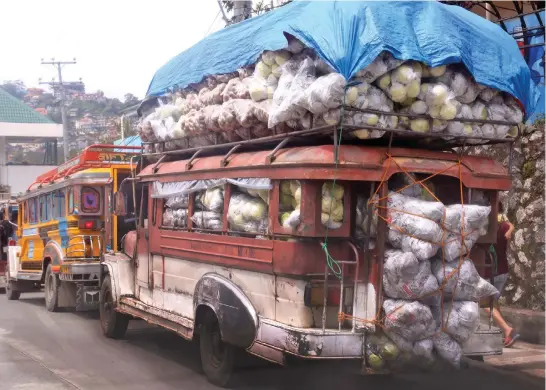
[76, 284, 100, 311]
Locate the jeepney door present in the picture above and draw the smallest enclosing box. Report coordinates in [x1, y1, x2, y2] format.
[136, 184, 150, 289]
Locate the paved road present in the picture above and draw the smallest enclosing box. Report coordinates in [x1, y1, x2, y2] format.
[0, 292, 543, 390]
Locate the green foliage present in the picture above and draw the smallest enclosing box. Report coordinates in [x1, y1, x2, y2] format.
[1, 80, 27, 100]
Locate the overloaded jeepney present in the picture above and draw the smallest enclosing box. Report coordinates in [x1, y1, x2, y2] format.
[5, 144, 140, 310]
[98, 1, 537, 387]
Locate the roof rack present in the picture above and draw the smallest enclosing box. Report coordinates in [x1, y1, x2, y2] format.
[141, 107, 521, 171]
[30, 144, 141, 190]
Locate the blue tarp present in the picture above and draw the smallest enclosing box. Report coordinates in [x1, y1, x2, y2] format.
[146, 1, 539, 118]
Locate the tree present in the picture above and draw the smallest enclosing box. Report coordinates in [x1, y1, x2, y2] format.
[219, 0, 292, 25]
[1, 80, 27, 100]
[124, 93, 138, 105]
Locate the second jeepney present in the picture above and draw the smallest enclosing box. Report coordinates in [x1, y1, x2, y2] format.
[5, 144, 139, 311]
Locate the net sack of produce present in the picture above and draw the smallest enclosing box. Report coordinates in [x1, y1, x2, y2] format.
[321, 182, 344, 228]
[383, 249, 439, 301]
[195, 187, 224, 213]
[172, 208, 188, 228]
[388, 229, 440, 261]
[227, 192, 268, 234]
[268, 56, 316, 128]
[431, 258, 498, 301]
[249, 50, 291, 102]
[388, 209, 444, 245]
[163, 208, 174, 226]
[376, 61, 423, 103]
[442, 230, 482, 261]
[296, 73, 346, 115]
[165, 194, 189, 209]
[444, 204, 490, 235]
[433, 65, 483, 105]
[355, 195, 378, 238]
[432, 301, 480, 345]
[388, 192, 445, 223]
[191, 211, 222, 230]
[384, 331, 436, 368]
[222, 77, 251, 102]
[383, 299, 436, 342]
[433, 332, 463, 368]
[199, 83, 226, 106]
[281, 208, 301, 229]
[355, 51, 404, 83]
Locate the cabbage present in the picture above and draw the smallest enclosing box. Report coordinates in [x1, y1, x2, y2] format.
[267, 86, 276, 99]
[401, 97, 416, 107]
[289, 180, 300, 195]
[271, 63, 282, 78]
[410, 119, 430, 133]
[294, 187, 301, 203]
[280, 193, 294, 208]
[280, 212, 291, 225]
[255, 61, 272, 78]
[322, 182, 344, 200]
[378, 73, 391, 90]
[429, 65, 446, 77]
[393, 65, 414, 84]
[321, 212, 343, 229]
[411, 100, 428, 115]
[330, 202, 344, 222]
[248, 201, 267, 221]
[354, 129, 371, 139]
[406, 80, 421, 98]
[345, 86, 359, 105]
[321, 195, 336, 213]
[440, 102, 458, 120]
[429, 84, 448, 106]
[249, 84, 268, 102]
[261, 51, 276, 66]
[390, 82, 407, 103]
[291, 197, 299, 209]
[365, 113, 379, 125]
[429, 105, 441, 119]
[280, 181, 292, 195]
[274, 50, 291, 66]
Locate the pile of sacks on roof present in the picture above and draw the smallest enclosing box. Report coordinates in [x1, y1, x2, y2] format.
[355, 174, 498, 370]
[138, 37, 523, 157]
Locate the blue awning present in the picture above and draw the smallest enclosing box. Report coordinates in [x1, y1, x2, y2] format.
[146, 1, 539, 118]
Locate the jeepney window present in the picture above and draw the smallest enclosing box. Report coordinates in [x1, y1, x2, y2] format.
[139, 185, 149, 228]
[81, 187, 100, 213]
[52, 190, 66, 219]
[23, 201, 28, 224]
[29, 198, 38, 224]
[39, 195, 49, 222]
[68, 188, 74, 214]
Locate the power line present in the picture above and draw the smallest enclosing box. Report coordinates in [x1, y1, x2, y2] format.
[39, 58, 83, 162]
[204, 10, 221, 37]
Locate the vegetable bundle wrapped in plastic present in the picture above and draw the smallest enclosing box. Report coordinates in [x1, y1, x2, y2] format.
[191, 211, 223, 230]
[228, 192, 269, 234]
[376, 61, 423, 103]
[195, 187, 224, 213]
[383, 299, 436, 342]
[321, 181, 344, 229]
[431, 258, 498, 301]
[383, 249, 439, 301]
[432, 301, 480, 345]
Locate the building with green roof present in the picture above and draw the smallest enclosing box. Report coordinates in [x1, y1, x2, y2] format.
[0, 87, 62, 196]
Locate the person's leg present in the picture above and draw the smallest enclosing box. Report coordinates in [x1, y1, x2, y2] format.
[484, 274, 519, 347]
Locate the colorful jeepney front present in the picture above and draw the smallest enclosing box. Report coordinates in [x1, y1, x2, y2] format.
[5, 144, 139, 311]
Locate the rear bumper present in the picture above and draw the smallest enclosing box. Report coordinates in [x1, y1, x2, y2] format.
[0, 275, 5, 289]
[59, 262, 100, 283]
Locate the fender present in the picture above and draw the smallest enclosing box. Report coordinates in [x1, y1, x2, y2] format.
[101, 252, 135, 306]
[43, 240, 64, 273]
[194, 273, 258, 349]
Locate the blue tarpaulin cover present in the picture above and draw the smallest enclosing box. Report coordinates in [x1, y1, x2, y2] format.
[146, 1, 539, 117]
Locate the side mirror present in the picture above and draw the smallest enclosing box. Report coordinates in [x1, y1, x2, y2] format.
[113, 192, 127, 216]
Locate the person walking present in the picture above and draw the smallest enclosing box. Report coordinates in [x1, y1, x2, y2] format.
[486, 202, 519, 347]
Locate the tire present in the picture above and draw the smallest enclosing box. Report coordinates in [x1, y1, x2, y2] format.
[200, 311, 235, 388]
[5, 278, 20, 300]
[44, 264, 59, 312]
[100, 275, 129, 339]
[468, 355, 484, 362]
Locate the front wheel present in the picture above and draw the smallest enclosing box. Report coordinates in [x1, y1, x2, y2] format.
[200, 312, 235, 388]
[100, 275, 129, 339]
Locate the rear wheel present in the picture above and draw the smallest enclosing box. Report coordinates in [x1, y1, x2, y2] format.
[200, 311, 235, 387]
[100, 275, 129, 339]
[5, 278, 20, 300]
[44, 265, 59, 312]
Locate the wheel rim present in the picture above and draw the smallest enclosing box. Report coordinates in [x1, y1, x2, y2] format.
[101, 285, 112, 328]
[209, 321, 226, 367]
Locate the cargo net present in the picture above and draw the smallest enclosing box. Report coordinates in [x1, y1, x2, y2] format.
[334, 156, 499, 371]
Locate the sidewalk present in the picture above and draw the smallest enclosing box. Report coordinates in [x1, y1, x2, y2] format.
[484, 341, 545, 379]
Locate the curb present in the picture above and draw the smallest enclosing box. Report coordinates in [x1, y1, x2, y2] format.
[480, 307, 545, 345]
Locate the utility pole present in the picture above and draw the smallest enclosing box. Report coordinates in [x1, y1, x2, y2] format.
[40, 58, 83, 162]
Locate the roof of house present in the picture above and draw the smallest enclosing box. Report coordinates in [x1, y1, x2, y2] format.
[0, 87, 55, 124]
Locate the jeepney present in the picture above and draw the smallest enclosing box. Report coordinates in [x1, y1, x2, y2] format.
[5, 144, 139, 311]
[100, 127, 512, 386]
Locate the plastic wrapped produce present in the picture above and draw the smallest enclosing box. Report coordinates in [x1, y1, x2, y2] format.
[443, 204, 491, 234]
[388, 192, 445, 223]
[297, 73, 346, 115]
[199, 83, 226, 106]
[388, 208, 444, 244]
[165, 194, 189, 210]
[268, 56, 315, 127]
[389, 229, 440, 261]
[321, 181, 344, 224]
[355, 195, 378, 238]
[377, 61, 422, 103]
[163, 208, 174, 226]
[355, 51, 404, 83]
[431, 258, 498, 301]
[192, 211, 222, 230]
[227, 192, 268, 234]
[222, 78, 250, 102]
[433, 332, 463, 368]
[173, 208, 188, 228]
[383, 299, 436, 342]
[432, 301, 480, 345]
[383, 250, 439, 301]
[195, 187, 224, 213]
[384, 331, 436, 368]
[443, 230, 481, 261]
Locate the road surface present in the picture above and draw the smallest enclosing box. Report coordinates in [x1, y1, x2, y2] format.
[0, 292, 543, 390]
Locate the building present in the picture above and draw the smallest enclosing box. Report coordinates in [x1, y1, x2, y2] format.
[0, 87, 62, 196]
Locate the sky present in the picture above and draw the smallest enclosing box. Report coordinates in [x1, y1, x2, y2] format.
[0, 0, 227, 100]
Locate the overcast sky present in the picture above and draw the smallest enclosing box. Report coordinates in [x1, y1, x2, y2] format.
[0, 0, 227, 100]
